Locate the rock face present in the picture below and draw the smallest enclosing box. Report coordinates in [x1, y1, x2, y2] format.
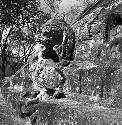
[41, 13, 76, 63]
[24, 13, 77, 92]
[64, 1, 122, 97]
[73, 1, 122, 56]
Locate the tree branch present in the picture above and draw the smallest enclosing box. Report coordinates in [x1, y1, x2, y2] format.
[25, 44, 35, 60]
[4, 25, 14, 45]
[1, 24, 6, 34]
[19, 43, 34, 63]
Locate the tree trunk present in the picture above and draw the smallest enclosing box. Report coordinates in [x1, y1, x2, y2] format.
[0, 26, 13, 79]
[1, 42, 7, 79]
[100, 77, 104, 98]
[79, 70, 82, 94]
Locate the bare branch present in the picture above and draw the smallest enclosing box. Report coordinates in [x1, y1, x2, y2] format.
[25, 44, 35, 59]
[4, 25, 14, 44]
[1, 24, 6, 34]
[44, 0, 55, 13]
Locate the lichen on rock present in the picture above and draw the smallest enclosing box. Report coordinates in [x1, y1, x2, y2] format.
[29, 59, 62, 90]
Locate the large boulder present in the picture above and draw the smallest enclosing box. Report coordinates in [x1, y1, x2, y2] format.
[29, 59, 63, 90]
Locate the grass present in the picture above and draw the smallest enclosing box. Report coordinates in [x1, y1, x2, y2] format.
[0, 88, 30, 125]
[1, 85, 122, 125]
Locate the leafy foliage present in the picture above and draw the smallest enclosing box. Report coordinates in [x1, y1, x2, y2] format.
[0, 0, 51, 79]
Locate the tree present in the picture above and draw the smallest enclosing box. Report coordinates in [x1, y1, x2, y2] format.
[0, 0, 51, 79]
